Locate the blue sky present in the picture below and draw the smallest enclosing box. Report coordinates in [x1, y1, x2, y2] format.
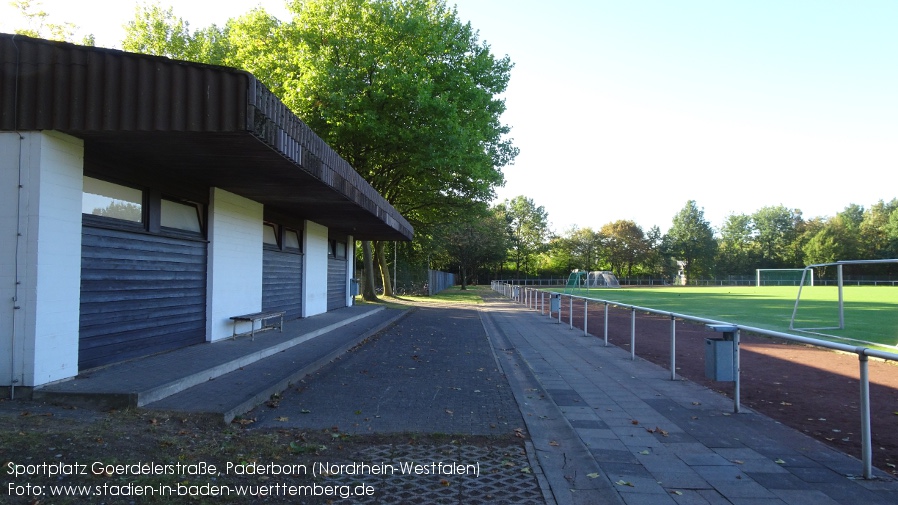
[3, 0, 896, 234]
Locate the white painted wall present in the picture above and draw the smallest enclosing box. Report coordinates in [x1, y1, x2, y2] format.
[206, 188, 263, 341]
[0, 131, 83, 388]
[303, 221, 329, 317]
[345, 236, 355, 307]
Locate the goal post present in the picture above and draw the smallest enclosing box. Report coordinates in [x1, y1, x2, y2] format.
[790, 259, 898, 333]
[756, 268, 814, 287]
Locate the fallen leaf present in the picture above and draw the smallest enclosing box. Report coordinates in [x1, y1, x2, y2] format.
[639, 450, 651, 455]
[775, 459, 786, 465]
[615, 480, 634, 487]
[671, 490, 683, 496]
[440, 479, 450, 487]
[587, 473, 600, 479]
[549, 441, 560, 447]
[521, 467, 532, 473]
[275, 416, 289, 422]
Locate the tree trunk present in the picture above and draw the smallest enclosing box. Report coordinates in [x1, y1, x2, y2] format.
[361, 241, 378, 301]
[374, 240, 394, 297]
[460, 265, 467, 290]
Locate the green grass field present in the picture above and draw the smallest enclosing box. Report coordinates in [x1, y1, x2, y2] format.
[557, 285, 898, 349]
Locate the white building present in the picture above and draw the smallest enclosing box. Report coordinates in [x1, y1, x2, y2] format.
[0, 34, 412, 396]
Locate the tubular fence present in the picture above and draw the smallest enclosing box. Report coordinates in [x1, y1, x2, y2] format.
[490, 280, 898, 480]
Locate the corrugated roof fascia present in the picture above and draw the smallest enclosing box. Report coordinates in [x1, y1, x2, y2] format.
[245, 77, 412, 239]
[0, 33, 412, 240]
[0, 33, 249, 132]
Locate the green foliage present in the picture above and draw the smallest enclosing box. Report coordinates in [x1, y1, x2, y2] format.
[11, 0, 92, 44]
[121, 0, 517, 290]
[663, 200, 717, 282]
[494, 196, 549, 277]
[279, 0, 516, 229]
[600, 220, 650, 278]
[550, 226, 604, 273]
[751, 205, 802, 268]
[435, 205, 508, 287]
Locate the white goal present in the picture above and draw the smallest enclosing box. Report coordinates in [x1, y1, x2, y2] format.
[586, 271, 621, 288]
[790, 259, 898, 333]
[756, 268, 813, 287]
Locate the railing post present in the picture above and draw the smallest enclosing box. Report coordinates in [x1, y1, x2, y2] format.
[569, 295, 573, 329]
[734, 329, 741, 414]
[859, 354, 873, 479]
[670, 315, 677, 381]
[630, 308, 636, 361]
[604, 302, 609, 346]
[584, 299, 589, 336]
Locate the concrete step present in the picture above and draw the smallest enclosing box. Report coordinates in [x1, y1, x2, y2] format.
[143, 307, 409, 423]
[33, 305, 398, 410]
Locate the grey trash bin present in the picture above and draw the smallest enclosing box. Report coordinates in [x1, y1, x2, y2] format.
[704, 324, 737, 381]
[705, 338, 734, 381]
[549, 293, 561, 313]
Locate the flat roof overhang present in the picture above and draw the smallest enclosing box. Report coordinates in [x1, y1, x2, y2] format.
[0, 33, 412, 241]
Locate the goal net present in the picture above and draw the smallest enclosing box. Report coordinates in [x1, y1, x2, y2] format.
[586, 271, 621, 288]
[756, 268, 813, 287]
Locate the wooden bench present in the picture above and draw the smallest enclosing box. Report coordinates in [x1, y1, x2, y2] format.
[229, 311, 285, 341]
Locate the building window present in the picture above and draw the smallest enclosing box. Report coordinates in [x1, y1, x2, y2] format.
[161, 199, 202, 234]
[82, 176, 142, 223]
[284, 229, 301, 252]
[263, 223, 279, 247]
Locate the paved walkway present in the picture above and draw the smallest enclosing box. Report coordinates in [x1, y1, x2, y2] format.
[478, 293, 898, 505]
[19, 291, 898, 504]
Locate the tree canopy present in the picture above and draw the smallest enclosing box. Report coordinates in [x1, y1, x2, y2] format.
[662, 200, 717, 282]
[123, 0, 517, 298]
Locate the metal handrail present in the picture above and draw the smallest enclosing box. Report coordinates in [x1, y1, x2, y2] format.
[490, 281, 898, 479]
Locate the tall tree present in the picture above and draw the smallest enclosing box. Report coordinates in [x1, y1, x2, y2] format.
[716, 213, 756, 276]
[601, 220, 648, 278]
[437, 207, 508, 289]
[858, 200, 897, 260]
[123, 0, 517, 299]
[751, 205, 802, 268]
[495, 196, 549, 277]
[663, 200, 717, 283]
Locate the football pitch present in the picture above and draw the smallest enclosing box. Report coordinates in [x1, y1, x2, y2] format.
[558, 285, 898, 349]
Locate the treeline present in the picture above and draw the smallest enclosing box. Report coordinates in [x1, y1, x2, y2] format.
[428, 197, 898, 285]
